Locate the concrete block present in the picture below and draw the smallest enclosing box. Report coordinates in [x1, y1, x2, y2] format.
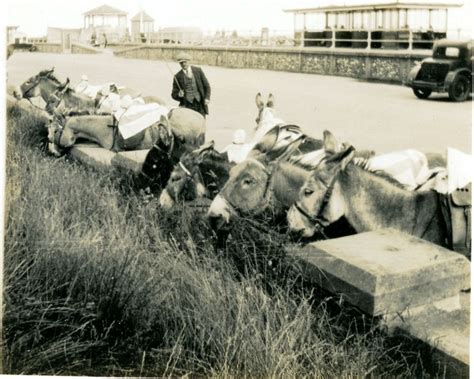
[287, 229, 470, 316]
[384, 291, 470, 376]
[69, 144, 149, 174]
[69, 144, 116, 169]
[111, 150, 149, 173]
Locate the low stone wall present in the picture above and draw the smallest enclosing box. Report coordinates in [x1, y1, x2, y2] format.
[33, 43, 63, 54]
[115, 45, 431, 83]
[71, 43, 101, 54]
[107, 43, 142, 52]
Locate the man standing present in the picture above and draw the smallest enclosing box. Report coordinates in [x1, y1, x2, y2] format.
[171, 52, 211, 118]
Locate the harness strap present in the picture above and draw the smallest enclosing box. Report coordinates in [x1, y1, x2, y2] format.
[224, 161, 275, 217]
[53, 125, 64, 146]
[293, 202, 330, 239]
[21, 76, 41, 97]
[438, 190, 471, 257]
[179, 161, 193, 177]
[107, 116, 119, 151]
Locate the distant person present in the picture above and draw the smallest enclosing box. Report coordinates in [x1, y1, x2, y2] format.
[103, 33, 108, 48]
[171, 52, 210, 118]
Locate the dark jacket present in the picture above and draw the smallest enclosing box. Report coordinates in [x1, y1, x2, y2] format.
[171, 66, 211, 114]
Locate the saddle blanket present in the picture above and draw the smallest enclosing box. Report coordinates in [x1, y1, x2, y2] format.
[221, 125, 302, 164]
[447, 147, 472, 193]
[75, 80, 115, 98]
[114, 103, 169, 140]
[293, 149, 432, 190]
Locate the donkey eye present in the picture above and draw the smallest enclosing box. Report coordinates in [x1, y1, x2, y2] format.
[242, 178, 254, 186]
[171, 176, 181, 182]
[304, 188, 314, 196]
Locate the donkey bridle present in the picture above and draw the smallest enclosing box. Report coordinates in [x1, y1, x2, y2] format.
[21, 75, 42, 98]
[293, 156, 342, 229]
[224, 159, 275, 217]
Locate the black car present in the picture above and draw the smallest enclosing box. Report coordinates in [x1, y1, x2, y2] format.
[406, 39, 472, 101]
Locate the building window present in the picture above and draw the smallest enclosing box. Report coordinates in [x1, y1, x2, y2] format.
[305, 13, 325, 30]
[337, 12, 349, 28]
[399, 9, 408, 28]
[353, 11, 363, 29]
[327, 13, 336, 28]
[295, 13, 305, 30]
[407, 9, 430, 30]
[376, 10, 383, 28]
[430, 9, 447, 30]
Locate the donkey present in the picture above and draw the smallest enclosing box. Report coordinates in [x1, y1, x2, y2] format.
[287, 130, 451, 248]
[15, 68, 97, 112]
[159, 141, 233, 209]
[206, 149, 316, 231]
[47, 107, 205, 157]
[160, 121, 324, 210]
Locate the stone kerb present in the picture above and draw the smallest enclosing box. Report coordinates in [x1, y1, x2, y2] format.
[287, 229, 470, 315]
[68, 144, 149, 174]
[286, 229, 470, 374]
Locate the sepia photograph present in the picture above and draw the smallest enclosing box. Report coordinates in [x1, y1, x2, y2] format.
[2, 0, 472, 376]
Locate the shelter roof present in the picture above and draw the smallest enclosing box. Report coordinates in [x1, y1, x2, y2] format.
[284, 1, 463, 13]
[83, 4, 127, 16]
[131, 11, 154, 21]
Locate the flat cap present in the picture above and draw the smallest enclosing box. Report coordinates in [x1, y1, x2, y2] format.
[176, 52, 192, 62]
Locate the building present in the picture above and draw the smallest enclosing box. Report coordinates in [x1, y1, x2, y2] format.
[7, 26, 27, 44]
[82, 4, 128, 43]
[131, 11, 154, 42]
[284, 1, 463, 49]
[154, 27, 203, 44]
[47, 27, 82, 49]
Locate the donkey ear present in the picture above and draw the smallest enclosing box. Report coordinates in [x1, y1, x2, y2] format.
[194, 140, 215, 157]
[266, 93, 275, 108]
[323, 130, 340, 154]
[256, 93, 265, 109]
[340, 146, 355, 171]
[58, 78, 70, 94]
[159, 114, 169, 128]
[160, 115, 175, 143]
[251, 125, 279, 156]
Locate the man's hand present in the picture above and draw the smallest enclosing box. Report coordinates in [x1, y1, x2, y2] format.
[204, 99, 210, 105]
[178, 90, 184, 98]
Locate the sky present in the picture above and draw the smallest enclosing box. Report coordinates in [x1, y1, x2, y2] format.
[5, 0, 473, 37]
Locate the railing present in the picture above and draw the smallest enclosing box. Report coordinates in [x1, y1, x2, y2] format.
[101, 28, 471, 50]
[296, 29, 450, 50]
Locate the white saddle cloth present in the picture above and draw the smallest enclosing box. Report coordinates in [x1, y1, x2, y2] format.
[367, 149, 430, 190]
[447, 147, 472, 193]
[74, 80, 114, 98]
[293, 149, 433, 190]
[114, 103, 169, 139]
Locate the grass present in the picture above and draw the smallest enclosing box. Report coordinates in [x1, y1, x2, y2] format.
[3, 103, 434, 377]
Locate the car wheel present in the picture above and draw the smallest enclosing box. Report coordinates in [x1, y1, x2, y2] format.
[448, 75, 470, 102]
[413, 88, 432, 99]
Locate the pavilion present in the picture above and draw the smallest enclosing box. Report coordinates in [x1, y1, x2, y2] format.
[284, 1, 463, 49]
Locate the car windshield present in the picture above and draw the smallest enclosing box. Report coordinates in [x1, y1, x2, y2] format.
[433, 46, 463, 59]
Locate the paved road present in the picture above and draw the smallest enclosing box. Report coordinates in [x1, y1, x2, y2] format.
[7, 51, 472, 154]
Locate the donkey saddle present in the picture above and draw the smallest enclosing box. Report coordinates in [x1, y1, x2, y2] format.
[440, 182, 471, 258]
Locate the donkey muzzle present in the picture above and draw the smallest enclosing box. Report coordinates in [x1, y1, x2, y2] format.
[207, 195, 233, 230]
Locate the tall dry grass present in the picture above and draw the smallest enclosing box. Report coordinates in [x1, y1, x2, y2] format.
[3, 104, 428, 377]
